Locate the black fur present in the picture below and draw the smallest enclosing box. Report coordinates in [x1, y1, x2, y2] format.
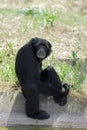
[15, 37, 70, 120]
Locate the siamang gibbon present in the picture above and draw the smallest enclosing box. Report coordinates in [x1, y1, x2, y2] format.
[15, 37, 70, 120]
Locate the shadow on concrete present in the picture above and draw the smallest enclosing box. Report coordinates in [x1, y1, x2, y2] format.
[4, 90, 87, 128]
[6, 91, 68, 127]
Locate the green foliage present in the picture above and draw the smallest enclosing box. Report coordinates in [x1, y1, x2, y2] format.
[0, 43, 87, 91]
[22, 7, 40, 16]
[49, 56, 73, 84]
[0, 8, 21, 15]
[0, 7, 85, 27]
[0, 41, 16, 82]
[22, 7, 61, 27]
[0, 7, 86, 91]
[49, 55, 87, 91]
[71, 58, 87, 90]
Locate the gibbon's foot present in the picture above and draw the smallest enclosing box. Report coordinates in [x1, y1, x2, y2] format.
[53, 96, 67, 106]
[27, 110, 50, 120]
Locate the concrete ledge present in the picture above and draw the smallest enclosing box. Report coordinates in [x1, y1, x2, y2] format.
[0, 91, 87, 128]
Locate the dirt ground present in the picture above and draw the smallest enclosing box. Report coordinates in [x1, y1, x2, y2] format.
[0, 0, 87, 59]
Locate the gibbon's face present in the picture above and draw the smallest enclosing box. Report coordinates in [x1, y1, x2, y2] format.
[32, 37, 52, 59]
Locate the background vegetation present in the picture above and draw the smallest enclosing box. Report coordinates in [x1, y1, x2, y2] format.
[0, 0, 87, 93]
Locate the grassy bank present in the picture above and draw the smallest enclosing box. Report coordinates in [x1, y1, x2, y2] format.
[0, 0, 87, 92]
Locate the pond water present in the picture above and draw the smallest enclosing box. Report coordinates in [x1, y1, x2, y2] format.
[0, 126, 87, 130]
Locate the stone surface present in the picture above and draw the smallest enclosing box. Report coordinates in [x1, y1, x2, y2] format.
[0, 91, 87, 128]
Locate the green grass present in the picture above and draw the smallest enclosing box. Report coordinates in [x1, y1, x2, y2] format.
[0, 6, 87, 91]
[22, 7, 61, 27]
[48, 55, 87, 91]
[0, 7, 86, 26]
[0, 44, 87, 91]
[0, 41, 16, 83]
[21, 7, 87, 27]
[0, 8, 21, 15]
